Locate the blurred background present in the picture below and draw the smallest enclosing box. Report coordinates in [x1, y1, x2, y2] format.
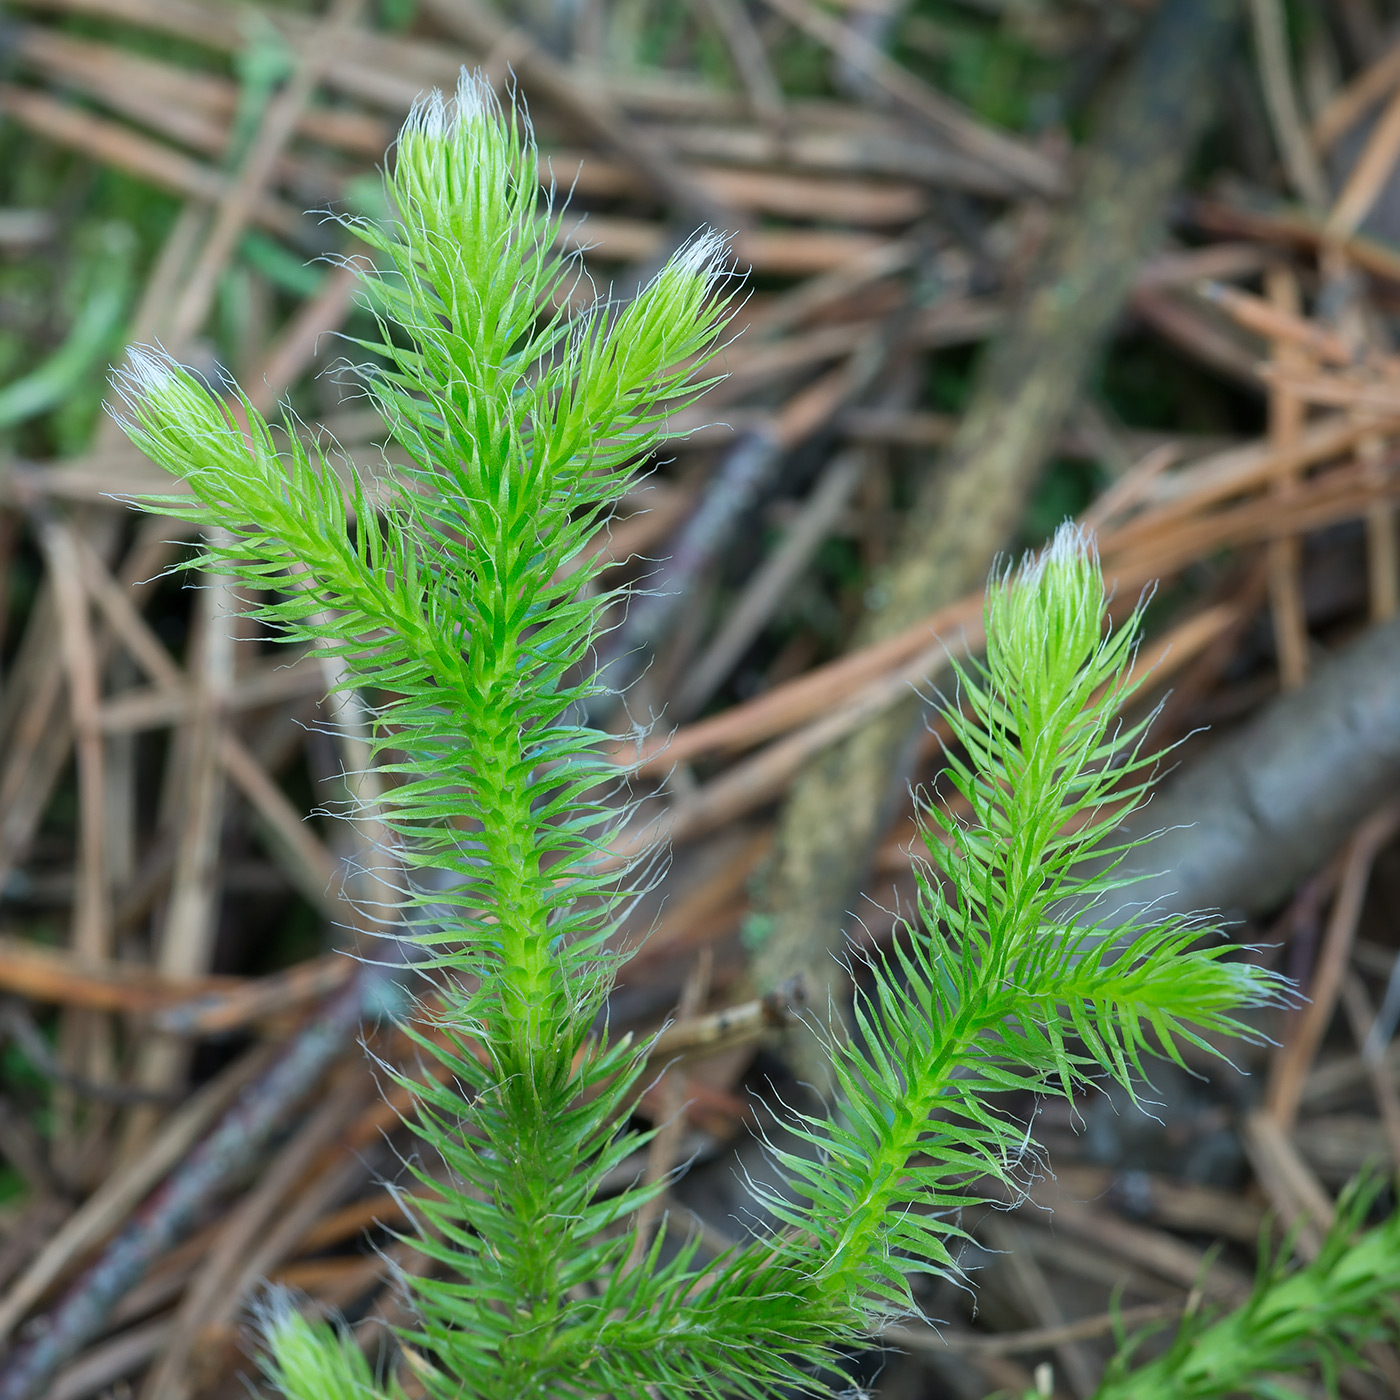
[2, 1, 1400, 1397]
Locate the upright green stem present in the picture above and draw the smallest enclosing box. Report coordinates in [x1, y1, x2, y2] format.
[111, 73, 1314, 1400]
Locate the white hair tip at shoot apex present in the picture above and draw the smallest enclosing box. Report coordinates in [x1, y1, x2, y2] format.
[119, 345, 176, 396]
[406, 68, 496, 144]
[672, 229, 731, 284]
[406, 87, 449, 142]
[1019, 520, 1096, 580]
[111, 345, 182, 414]
[1046, 519, 1096, 566]
[453, 67, 494, 123]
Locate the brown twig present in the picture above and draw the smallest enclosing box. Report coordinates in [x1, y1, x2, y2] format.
[418, 0, 736, 233]
[675, 450, 868, 720]
[0, 932, 351, 1030]
[34, 518, 111, 969]
[625, 951, 713, 1272]
[138, 1068, 369, 1400]
[1339, 972, 1400, 1167]
[1327, 82, 1400, 245]
[0, 85, 306, 242]
[885, 1299, 1189, 1357]
[1266, 804, 1400, 1132]
[1240, 1110, 1335, 1260]
[1262, 266, 1311, 690]
[755, 0, 1061, 196]
[121, 541, 238, 1143]
[0, 966, 388, 1400]
[49, 1318, 172, 1400]
[697, 0, 784, 126]
[1191, 194, 1400, 286]
[0, 1039, 275, 1349]
[1247, 0, 1329, 210]
[1200, 278, 1355, 365]
[164, 0, 363, 351]
[1313, 36, 1400, 153]
[600, 321, 904, 701]
[979, 1217, 1098, 1398]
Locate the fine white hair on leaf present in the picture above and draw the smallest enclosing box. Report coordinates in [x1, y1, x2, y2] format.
[247, 1282, 298, 1340]
[1047, 517, 1096, 567]
[670, 228, 731, 284]
[118, 344, 177, 401]
[408, 86, 451, 143]
[453, 66, 495, 124]
[1017, 517, 1096, 585]
[405, 68, 497, 145]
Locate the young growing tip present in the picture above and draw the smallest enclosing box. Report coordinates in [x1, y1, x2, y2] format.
[399, 67, 495, 155]
[982, 518, 1125, 722]
[671, 227, 731, 283]
[116, 343, 177, 401]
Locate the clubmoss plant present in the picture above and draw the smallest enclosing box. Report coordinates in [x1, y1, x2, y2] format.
[1088, 1174, 1400, 1400]
[111, 70, 1396, 1400]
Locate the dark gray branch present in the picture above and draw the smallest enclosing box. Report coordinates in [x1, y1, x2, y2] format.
[1101, 615, 1400, 926]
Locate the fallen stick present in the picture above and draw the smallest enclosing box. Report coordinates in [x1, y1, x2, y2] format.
[1099, 614, 1400, 926]
[0, 966, 387, 1400]
[0, 1042, 275, 1348]
[745, 0, 1243, 1065]
[0, 85, 309, 244]
[754, 0, 1061, 196]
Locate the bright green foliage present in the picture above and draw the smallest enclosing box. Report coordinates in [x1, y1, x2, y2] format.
[1090, 1175, 1400, 1400]
[759, 528, 1286, 1322]
[111, 68, 1393, 1400]
[258, 1290, 398, 1400]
